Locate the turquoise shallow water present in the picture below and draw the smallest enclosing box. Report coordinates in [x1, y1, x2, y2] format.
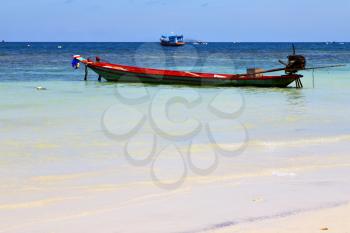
[0, 43, 350, 232]
[1, 42, 350, 141]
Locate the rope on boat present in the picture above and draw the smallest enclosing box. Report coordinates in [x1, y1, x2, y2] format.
[85, 57, 103, 82]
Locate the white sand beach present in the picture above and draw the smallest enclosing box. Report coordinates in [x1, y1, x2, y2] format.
[208, 203, 350, 233]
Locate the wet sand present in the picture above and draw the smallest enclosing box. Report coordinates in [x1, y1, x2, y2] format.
[208, 203, 350, 233]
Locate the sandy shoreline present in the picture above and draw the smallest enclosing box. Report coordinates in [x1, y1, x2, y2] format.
[205, 202, 350, 233]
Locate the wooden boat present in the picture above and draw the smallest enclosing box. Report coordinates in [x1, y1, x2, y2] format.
[73, 56, 301, 87]
[72, 45, 343, 88]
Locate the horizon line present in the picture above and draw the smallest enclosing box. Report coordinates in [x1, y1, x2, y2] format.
[1, 41, 349, 43]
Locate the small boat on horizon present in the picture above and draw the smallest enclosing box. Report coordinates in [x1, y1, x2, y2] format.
[193, 40, 208, 45]
[160, 34, 185, 46]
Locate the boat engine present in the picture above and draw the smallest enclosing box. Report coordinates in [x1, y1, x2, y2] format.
[285, 54, 306, 74]
[280, 45, 306, 74]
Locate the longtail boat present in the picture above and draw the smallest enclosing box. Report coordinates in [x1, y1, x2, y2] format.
[72, 45, 343, 88]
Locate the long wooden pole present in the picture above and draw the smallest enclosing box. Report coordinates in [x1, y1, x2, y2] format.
[84, 65, 88, 81]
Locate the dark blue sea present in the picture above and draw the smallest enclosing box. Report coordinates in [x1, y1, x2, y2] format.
[0, 42, 349, 81]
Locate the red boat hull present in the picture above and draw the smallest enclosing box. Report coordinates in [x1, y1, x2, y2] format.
[81, 59, 302, 87]
[160, 41, 186, 47]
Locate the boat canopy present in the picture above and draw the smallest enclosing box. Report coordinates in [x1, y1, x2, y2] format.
[161, 34, 184, 42]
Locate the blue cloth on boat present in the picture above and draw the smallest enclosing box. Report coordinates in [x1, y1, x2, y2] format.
[71, 58, 80, 69]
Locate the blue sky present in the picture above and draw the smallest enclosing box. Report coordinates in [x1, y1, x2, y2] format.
[1, 0, 349, 42]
